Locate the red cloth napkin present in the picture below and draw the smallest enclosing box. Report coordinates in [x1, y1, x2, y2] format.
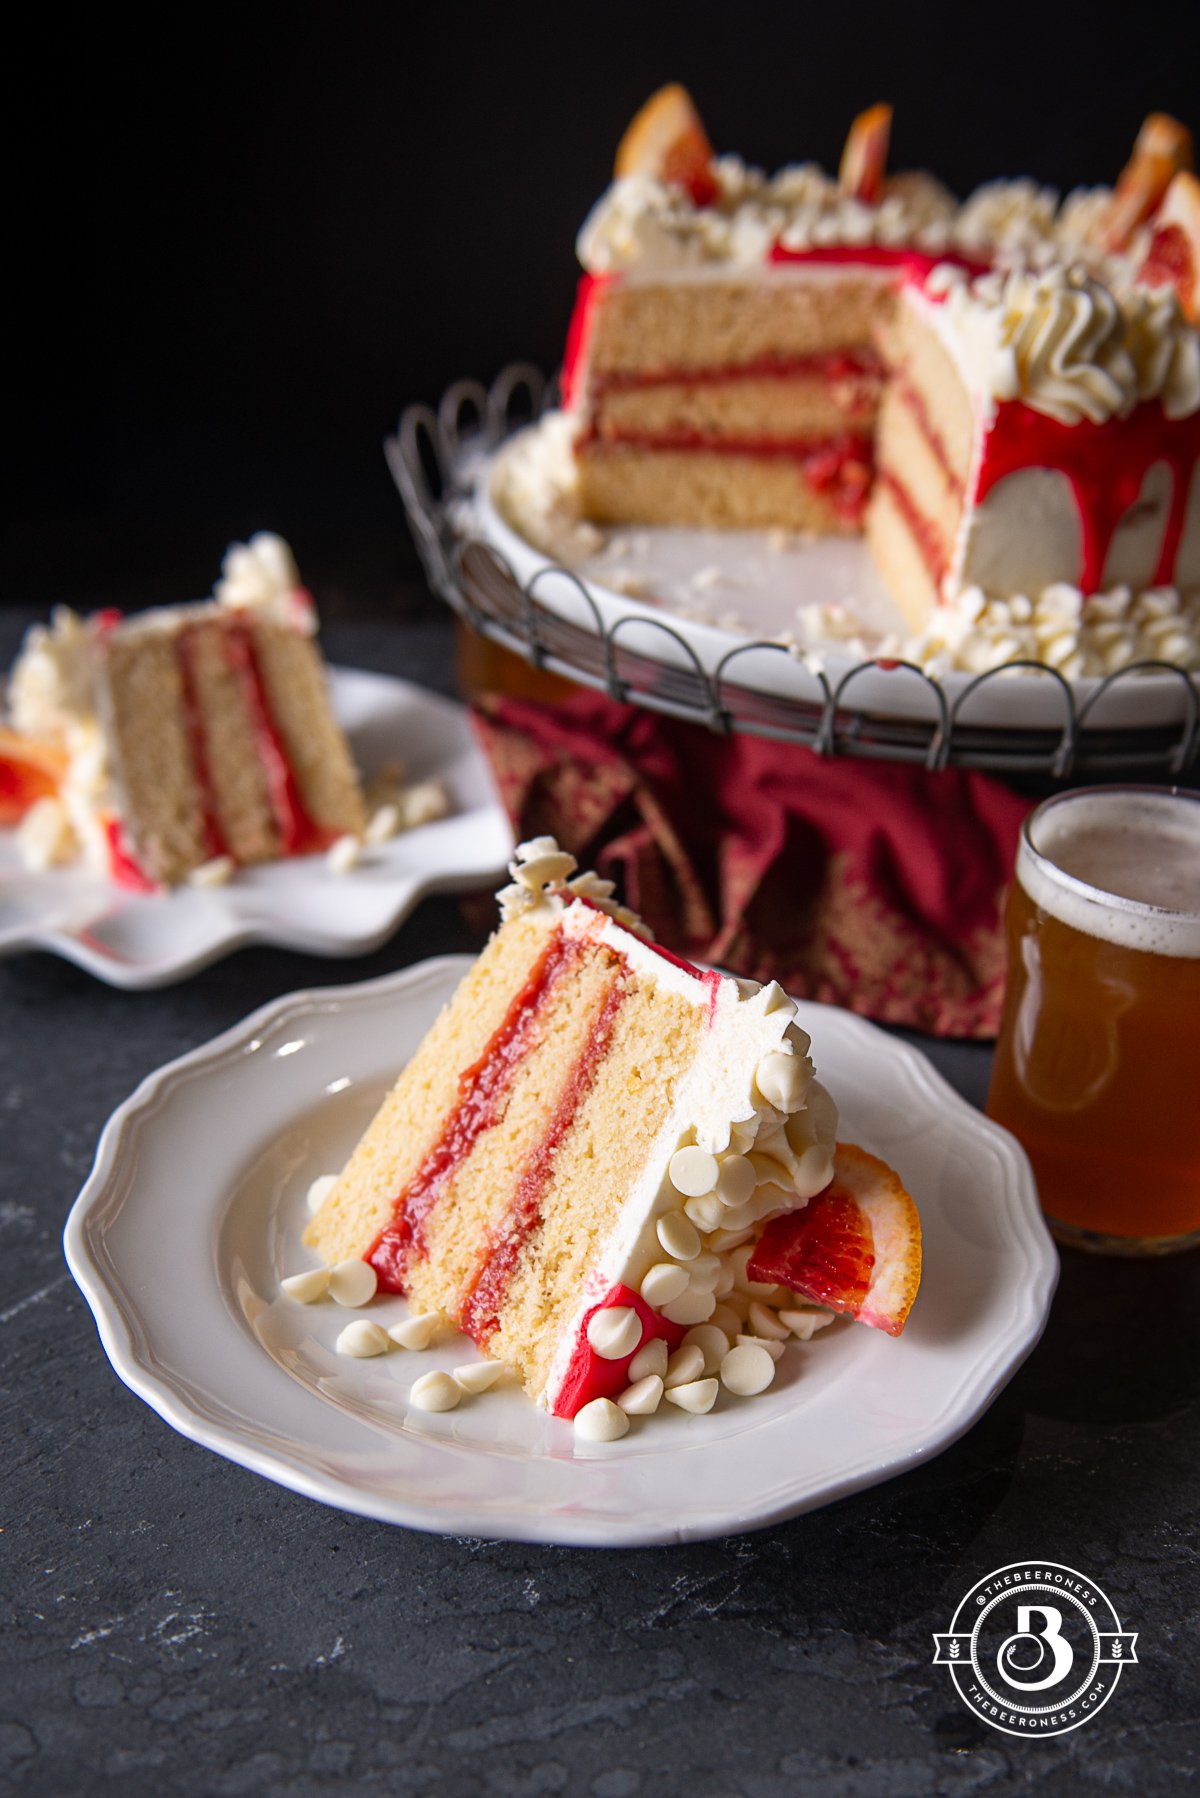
[472, 691, 1032, 1039]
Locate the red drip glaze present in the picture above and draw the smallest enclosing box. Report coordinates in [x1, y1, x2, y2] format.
[594, 348, 884, 396]
[366, 928, 587, 1291]
[974, 399, 1200, 594]
[223, 621, 328, 855]
[562, 273, 613, 412]
[876, 470, 950, 589]
[461, 974, 629, 1342]
[176, 627, 230, 863]
[103, 817, 158, 892]
[550, 1284, 686, 1420]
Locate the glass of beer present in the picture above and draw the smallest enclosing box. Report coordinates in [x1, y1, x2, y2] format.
[987, 785, 1200, 1254]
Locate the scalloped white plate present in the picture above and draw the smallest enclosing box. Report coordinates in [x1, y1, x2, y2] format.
[0, 670, 513, 988]
[64, 956, 1057, 1546]
[477, 429, 1197, 736]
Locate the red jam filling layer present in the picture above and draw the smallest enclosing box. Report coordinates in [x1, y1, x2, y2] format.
[592, 348, 884, 396]
[366, 927, 588, 1291]
[551, 1285, 685, 1420]
[461, 971, 629, 1342]
[973, 399, 1200, 594]
[222, 621, 328, 856]
[103, 817, 159, 893]
[580, 426, 873, 518]
[875, 469, 951, 590]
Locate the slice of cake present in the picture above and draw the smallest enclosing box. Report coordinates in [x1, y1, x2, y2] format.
[7, 534, 365, 886]
[304, 837, 921, 1423]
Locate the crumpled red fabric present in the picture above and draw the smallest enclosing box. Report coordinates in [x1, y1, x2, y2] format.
[471, 690, 1032, 1040]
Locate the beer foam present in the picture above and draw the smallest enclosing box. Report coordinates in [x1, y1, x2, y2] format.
[1019, 790, 1200, 959]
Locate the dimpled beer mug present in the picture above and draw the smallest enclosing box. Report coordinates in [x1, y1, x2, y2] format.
[987, 786, 1200, 1253]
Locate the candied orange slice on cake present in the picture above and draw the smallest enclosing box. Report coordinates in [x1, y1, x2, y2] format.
[0, 727, 67, 826]
[1104, 112, 1194, 252]
[614, 83, 718, 207]
[747, 1142, 921, 1336]
[1139, 169, 1200, 323]
[838, 103, 893, 205]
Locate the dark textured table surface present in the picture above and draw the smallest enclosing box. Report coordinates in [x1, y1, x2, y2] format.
[2, 590, 1198, 1798]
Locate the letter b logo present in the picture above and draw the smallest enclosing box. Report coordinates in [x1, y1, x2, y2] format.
[997, 1604, 1074, 1691]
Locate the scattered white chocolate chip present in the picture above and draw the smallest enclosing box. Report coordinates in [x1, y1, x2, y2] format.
[398, 779, 451, 830]
[663, 1377, 719, 1415]
[708, 1226, 754, 1255]
[335, 1320, 390, 1358]
[628, 1338, 669, 1382]
[16, 798, 77, 870]
[682, 1324, 731, 1377]
[586, 1306, 642, 1360]
[305, 1174, 337, 1217]
[716, 1154, 756, 1208]
[617, 1374, 664, 1416]
[737, 1333, 784, 1361]
[656, 1211, 701, 1262]
[720, 1342, 777, 1396]
[410, 1370, 462, 1412]
[640, 1263, 690, 1308]
[747, 1299, 792, 1341]
[453, 1361, 504, 1394]
[365, 804, 402, 844]
[685, 1253, 721, 1292]
[387, 1311, 441, 1350]
[683, 1194, 724, 1234]
[280, 1267, 331, 1304]
[513, 850, 576, 890]
[328, 1260, 378, 1308]
[326, 834, 363, 875]
[662, 1286, 717, 1327]
[574, 1397, 629, 1442]
[669, 1146, 719, 1197]
[779, 1308, 836, 1340]
[514, 835, 561, 863]
[708, 1303, 742, 1341]
[664, 1344, 706, 1389]
[188, 854, 236, 889]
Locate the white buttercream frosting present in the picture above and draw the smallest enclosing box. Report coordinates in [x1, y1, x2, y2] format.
[213, 532, 315, 632]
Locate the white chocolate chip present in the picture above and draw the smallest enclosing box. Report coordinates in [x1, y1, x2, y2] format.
[683, 1194, 725, 1234]
[335, 1320, 390, 1358]
[574, 1397, 629, 1441]
[586, 1306, 643, 1360]
[387, 1311, 441, 1350]
[365, 804, 402, 844]
[708, 1302, 742, 1340]
[628, 1338, 669, 1381]
[453, 1361, 504, 1393]
[663, 1377, 719, 1415]
[617, 1374, 664, 1416]
[398, 779, 451, 830]
[668, 1146, 719, 1198]
[716, 1154, 756, 1208]
[410, 1370, 462, 1412]
[187, 854, 236, 889]
[514, 850, 576, 890]
[747, 1300, 792, 1341]
[514, 835, 562, 863]
[662, 1286, 717, 1327]
[280, 1267, 331, 1303]
[720, 1342, 777, 1396]
[16, 798, 77, 870]
[664, 1344, 706, 1389]
[707, 1226, 754, 1255]
[305, 1174, 338, 1217]
[640, 1263, 690, 1309]
[737, 1332, 784, 1360]
[685, 1253, 721, 1292]
[682, 1323, 731, 1376]
[779, 1308, 836, 1340]
[656, 1212, 701, 1261]
[328, 1260, 378, 1308]
[713, 1261, 736, 1299]
[326, 834, 363, 874]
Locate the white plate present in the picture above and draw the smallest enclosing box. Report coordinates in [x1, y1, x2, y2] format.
[64, 955, 1057, 1546]
[477, 431, 1196, 735]
[0, 669, 513, 988]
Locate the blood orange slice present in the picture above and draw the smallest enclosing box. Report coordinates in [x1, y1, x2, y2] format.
[838, 103, 892, 206]
[614, 84, 718, 208]
[0, 727, 67, 827]
[748, 1143, 921, 1336]
[1104, 112, 1193, 252]
[1138, 170, 1200, 323]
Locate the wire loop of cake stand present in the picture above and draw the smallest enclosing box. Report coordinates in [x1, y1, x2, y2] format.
[385, 366, 1200, 780]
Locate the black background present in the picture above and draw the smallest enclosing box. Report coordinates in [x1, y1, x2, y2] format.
[9, 0, 1198, 610]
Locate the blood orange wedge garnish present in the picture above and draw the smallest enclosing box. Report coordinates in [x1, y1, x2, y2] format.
[0, 727, 67, 827]
[1138, 170, 1200, 323]
[614, 83, 718, 208]
[747, 1142, 921, 1336]
[838, 103, 892, 206]
[1104, 112, 1194, 252]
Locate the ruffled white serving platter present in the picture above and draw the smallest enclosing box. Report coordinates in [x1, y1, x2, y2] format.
[0, 670, 513, 988]
[65, 954, 1058, 1547]
[475, 430, 1197, 737]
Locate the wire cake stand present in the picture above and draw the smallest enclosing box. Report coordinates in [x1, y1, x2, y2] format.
[386, 366, 1199, 779]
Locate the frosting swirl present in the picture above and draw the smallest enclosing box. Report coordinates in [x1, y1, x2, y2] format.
[1119, 285, 1200, 420]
